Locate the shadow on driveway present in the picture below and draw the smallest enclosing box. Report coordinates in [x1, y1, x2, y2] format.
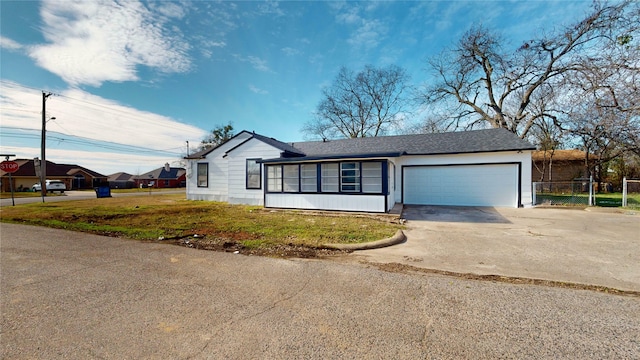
[402, 205, 512, 224]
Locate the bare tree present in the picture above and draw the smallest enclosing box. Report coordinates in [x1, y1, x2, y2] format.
[200, 123, 235, 150]
[420, 1, 639, 141]
[303, 65, 411, 139]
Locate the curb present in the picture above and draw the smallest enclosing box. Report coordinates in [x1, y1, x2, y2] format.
[322, 230, 406, 251]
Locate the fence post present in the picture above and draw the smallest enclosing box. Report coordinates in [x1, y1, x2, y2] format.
[589, 175, 595, 206]
[622, 177, 627, 207]
[532, 182, 537, 206]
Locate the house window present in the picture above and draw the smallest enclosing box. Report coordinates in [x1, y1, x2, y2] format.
[300, 164, 317, 192]
[321, 163, 339, 192]
[246, 159, 261, 189]
[362, 162, 382, 193]
[197, 163, 208, 187]
[164, 180, 170, 187]
[267, 165, 282, 192]
[283, 165, 299, 192]
[340, 162, 360, 192]
[265, 161, 384, 194]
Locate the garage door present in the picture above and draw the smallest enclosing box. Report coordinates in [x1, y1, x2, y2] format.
[403, 164, 519, 207]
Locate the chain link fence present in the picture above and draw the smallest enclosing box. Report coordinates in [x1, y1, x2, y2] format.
[622, 178, 640, 209]
[533, 180, 593, 206]
[533, 178, 640, 208]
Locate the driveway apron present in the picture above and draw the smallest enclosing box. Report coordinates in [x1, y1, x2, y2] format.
[353, 205, 640, 292]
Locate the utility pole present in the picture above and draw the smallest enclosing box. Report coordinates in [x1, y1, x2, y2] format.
[41, 91, 52, 199]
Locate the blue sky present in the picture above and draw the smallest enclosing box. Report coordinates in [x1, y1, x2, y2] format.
[0, 0, 591, 175]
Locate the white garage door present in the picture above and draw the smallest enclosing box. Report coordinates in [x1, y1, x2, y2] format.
[403, 164, 519, 207]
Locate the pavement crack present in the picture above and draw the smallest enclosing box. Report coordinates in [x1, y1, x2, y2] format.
[241, 278, 312, 321]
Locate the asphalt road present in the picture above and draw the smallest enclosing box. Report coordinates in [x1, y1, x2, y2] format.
[2, 223, 639, 359]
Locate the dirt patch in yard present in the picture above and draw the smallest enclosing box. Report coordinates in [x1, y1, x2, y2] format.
[372, 262, 640, 297]
[160, 236, 350, 259]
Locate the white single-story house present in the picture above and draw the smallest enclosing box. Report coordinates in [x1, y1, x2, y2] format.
[185, 128, 535, 212]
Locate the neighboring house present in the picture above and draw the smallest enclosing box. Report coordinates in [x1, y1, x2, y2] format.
[185, 129, 535, 212]
[532, 149, 588, 182]
[135, 165, 186, 188]
[0, 159, 107, 192]
[107, 172, 136, 189]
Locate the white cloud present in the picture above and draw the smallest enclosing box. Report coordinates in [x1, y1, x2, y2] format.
[0, 80, 207, 174]
[151, 1, 187, 19]
[281, 47, 301, 56]
[336, 6, 361, 24]
[0, 36, 22, 50]
[28, 0, 191, 87]
[233, 54, 272, 72]
[248, 84, 268, 95]
[331, 3, 387, 51]
[348, 19, 387, 50]
[256, 0, 284, 17]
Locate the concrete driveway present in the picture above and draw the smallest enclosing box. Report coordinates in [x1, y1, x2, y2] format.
[353, 206, 640, 292]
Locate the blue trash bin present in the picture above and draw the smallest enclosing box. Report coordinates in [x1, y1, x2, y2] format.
[95, 186, 111, 198]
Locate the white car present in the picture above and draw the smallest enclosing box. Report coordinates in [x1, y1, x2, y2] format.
[32, 180, 66, 193]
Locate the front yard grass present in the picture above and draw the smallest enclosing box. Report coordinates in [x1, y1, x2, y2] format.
[0, 194, 402, 251]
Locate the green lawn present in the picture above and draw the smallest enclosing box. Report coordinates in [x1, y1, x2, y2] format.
[0, 194, 402, 247]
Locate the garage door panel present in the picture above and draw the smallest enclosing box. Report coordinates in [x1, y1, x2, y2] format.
[404, 164, 518, 207]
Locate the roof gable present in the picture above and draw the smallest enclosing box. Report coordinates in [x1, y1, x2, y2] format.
[223, 131, 306, 157]
[185, 131, 252, 159]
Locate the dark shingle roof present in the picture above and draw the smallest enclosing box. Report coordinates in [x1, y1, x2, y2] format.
[186, 128, 534, 163]
[286, 128, 535, 159]
[250, 132, 306, 156]
[108, 172, 135, 181]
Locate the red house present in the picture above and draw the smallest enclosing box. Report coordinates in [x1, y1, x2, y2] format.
[135, 165, 186, 189]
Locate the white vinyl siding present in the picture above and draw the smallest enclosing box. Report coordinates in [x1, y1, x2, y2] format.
[362, 162, 382, 193]
[300, 164, 317, 192]
[226, 139, 282, 205]
[283, 165, 299, 192]
[321, 163, 339, 192]
[265, 193, 386, 212]
[267, 165, 282, 192]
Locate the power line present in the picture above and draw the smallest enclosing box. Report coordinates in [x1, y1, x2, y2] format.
[0, 127, 185, 156]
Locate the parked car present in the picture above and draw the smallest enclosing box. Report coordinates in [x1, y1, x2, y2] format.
[32, 180, 66, 193]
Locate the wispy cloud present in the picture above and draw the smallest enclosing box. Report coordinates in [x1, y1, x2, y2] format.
[248, 84, 268, 95]
[281, 47, 301, 56]
[0, 36, 22, 50]
[233, 54, 272, 72]
[0, 80, 207, 173]
[28, 0, 192, 87]
[256, 0, 285, 17]
[332, 3, 387, 51]
[347, 19, 387, 50]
